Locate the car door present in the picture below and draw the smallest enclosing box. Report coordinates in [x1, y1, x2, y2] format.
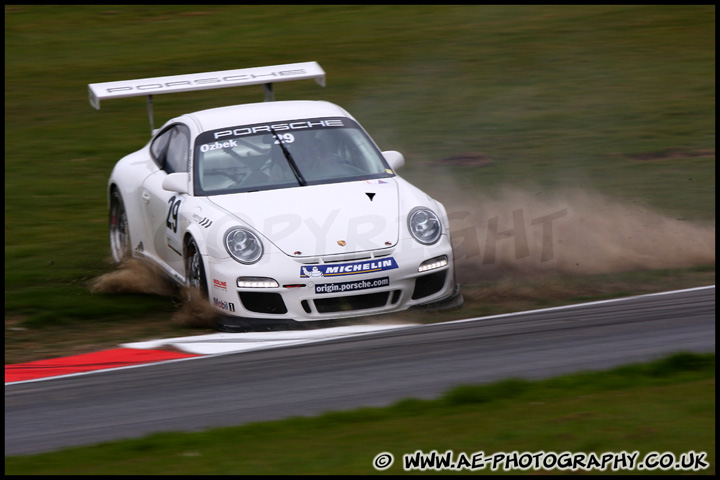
[141, 124, 191, 280]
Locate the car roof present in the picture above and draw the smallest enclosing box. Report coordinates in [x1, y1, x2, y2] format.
[183, 100, 352, 133]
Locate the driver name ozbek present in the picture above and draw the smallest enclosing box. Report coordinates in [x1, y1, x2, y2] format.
[200, 139, 238, 152]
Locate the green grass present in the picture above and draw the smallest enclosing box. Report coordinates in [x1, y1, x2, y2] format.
[4, 353, 715, 474]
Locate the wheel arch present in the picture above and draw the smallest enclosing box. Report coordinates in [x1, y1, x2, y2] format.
[183, 224, 211, 258]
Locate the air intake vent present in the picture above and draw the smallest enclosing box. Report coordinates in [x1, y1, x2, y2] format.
[314, 292, 390, 313]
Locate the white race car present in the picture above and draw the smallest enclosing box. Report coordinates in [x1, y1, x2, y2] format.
[89, 62, 462, 330]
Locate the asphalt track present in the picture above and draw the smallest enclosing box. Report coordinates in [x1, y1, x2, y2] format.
[5, 286, 715, 456]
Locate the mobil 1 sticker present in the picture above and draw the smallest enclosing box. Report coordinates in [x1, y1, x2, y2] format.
[315, 277, 390, 294]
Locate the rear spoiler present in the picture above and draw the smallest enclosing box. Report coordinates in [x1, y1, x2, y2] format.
[88, 61, 325, 132]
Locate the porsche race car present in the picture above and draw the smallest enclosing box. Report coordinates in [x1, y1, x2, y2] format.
[89, 62, 462, 330]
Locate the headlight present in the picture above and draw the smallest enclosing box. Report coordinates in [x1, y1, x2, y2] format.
[224, 227, 263, 264]
[408, 207, 442, 245]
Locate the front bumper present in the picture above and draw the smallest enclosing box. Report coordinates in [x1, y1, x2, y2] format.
[205, 236, 459, 322]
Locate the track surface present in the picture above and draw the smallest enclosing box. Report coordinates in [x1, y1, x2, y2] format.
[5, 286, 715, 456]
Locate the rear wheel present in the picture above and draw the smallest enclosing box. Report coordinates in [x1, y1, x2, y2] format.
[109, 188, 131, 264]
[185, 237, 209, 298]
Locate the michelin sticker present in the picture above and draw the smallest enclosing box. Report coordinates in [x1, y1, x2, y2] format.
[300, 257, 398, 278]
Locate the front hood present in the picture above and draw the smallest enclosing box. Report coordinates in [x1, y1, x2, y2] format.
[209, 179, 399, 256]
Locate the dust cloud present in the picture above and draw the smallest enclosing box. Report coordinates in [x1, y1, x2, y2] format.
[89, 259, 219, 327]
[89, 259, 176, 296]
[172, 286, 222, 328]
[433, 186, 715, 284]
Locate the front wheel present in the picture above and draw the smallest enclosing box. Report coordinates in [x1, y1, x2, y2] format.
[185, 237, 209, 299]
[109, 188, 131, 264]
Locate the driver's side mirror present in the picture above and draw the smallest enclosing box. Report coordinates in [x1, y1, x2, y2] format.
[162, 172, 189, 194]
[382, 150, 405, 171]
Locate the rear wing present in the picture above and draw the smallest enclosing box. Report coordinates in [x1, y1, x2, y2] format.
[88, 61, 326, 131]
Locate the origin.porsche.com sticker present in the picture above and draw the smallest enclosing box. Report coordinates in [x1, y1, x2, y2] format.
[300, 257, 398, 278]
[315, 276, 390, 294]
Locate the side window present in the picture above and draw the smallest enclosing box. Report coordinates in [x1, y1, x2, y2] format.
[150, 127, 173, 168]
[165, 126, 190, 174]
[150, 125, 190, 173]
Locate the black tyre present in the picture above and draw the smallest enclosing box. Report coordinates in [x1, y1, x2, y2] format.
[109, 188, 131, 264]
[185, 237, 209, 298]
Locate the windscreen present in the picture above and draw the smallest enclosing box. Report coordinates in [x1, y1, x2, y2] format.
[193, 117, 394, 195]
